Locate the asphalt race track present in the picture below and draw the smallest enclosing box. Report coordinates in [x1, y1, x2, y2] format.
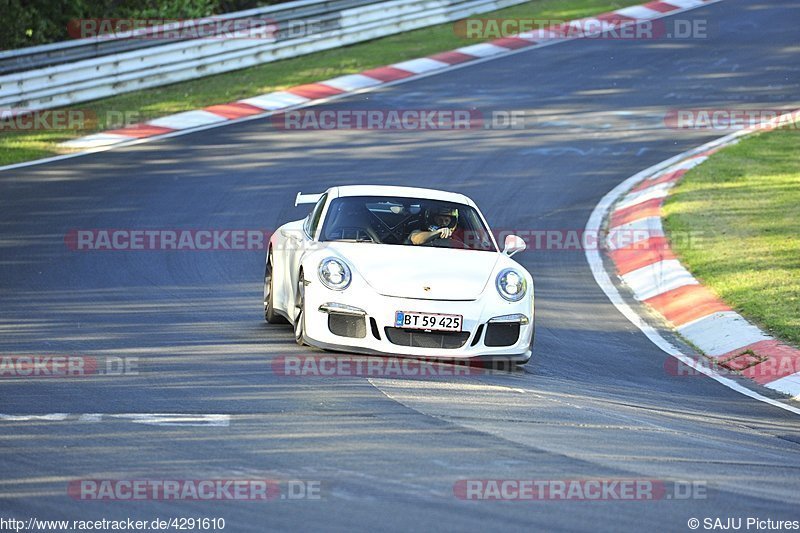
[1, 0, 799, 530]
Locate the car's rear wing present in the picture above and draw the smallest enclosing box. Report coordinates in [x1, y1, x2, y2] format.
[295, 192, 323, 207]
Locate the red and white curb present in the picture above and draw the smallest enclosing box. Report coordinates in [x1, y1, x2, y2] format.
[590, 110, 800, 407]
[60, 0, 718, 150]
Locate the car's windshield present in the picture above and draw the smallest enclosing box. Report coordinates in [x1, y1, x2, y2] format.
[319, 196, 497, 251]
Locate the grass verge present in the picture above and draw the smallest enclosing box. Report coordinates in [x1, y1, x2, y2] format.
[663, 126, 800, 347]
[0, 0, 642, 166]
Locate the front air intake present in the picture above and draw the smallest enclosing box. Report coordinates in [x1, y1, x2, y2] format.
[384, 328, 470, 349]
[484, 323, 520, 347]
[328, 314, 366, 338]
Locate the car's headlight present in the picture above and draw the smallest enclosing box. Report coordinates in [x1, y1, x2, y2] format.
[318, 257, 351, 290]
[496, 268, 526, 301]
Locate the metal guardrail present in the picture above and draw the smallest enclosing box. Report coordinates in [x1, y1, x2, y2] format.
[0, 0, 527, 113]
[0, 0, 374, 75]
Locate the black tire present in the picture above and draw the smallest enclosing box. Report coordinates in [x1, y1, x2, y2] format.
[264, 250, 287, 324]
[294, 270, 306, 346]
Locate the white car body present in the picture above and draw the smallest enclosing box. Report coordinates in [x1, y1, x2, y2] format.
[263, 185, 534, 363]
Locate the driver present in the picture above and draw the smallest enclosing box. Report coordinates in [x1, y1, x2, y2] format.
[409, 206, 458, 245]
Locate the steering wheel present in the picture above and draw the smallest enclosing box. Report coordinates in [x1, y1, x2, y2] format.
[329, 226, 381, 243]
[422, 230, 442, 244]
[448, 233, 466, 246]
[423, 229, 466, 248]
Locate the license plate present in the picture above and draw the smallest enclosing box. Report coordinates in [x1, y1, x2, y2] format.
[394, 311, 462, 332]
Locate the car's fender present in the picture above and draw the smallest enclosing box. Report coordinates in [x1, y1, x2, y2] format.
[269, 219, 307, 318]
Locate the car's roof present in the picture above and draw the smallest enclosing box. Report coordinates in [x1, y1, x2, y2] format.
[329, 185, 474, 206]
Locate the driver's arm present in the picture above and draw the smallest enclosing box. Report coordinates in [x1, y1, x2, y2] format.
[409, 227, 451, 245]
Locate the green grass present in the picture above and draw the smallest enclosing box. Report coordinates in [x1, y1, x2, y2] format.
[0, 0, 642, 166]
[663, 126, 800, 347]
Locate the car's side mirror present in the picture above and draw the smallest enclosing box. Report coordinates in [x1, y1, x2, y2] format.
[502, 234, 526, 256]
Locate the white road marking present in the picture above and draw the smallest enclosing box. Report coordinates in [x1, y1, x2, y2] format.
[671, 155, 709, 170]
[569, 17, 603, 33]
[107, 413, 231, 426]
[0, 413, 230, 426]
[665, 0, 707, 8]
[765, 373, 800, 399]
[391, 58, 450, 74]
[606, 216, 665, 250]
[238, 91, 309, 110]
[147, 110, 228, 130]
[0, 413, 70, 421]
[368, 379, 524, 394]
[612, 182, 673, 211]
[676, 311, 772, 356]
[615, 6, 664, 19]
[517, 29, 560, 41]
[60, 133, 134, 149]
[620, 259, 698, 300]
[320, 74, 383, 91]
[455, 43, 508, 57]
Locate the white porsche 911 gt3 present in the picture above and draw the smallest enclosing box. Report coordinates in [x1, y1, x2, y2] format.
[263, 185, 534, 363]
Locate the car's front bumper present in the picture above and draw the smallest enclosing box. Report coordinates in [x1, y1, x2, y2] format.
[301, 282, 534, 361]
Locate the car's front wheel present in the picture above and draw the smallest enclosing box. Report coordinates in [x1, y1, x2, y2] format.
[264, 250, 287, 324]
[294, 270, 306, 346]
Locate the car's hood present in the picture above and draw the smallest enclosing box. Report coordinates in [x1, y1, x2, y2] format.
[324, 243, 500, 300]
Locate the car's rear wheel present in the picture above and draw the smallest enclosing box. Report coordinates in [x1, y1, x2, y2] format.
[294, 270, 306, 345]
[264, 250, 287, 324]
